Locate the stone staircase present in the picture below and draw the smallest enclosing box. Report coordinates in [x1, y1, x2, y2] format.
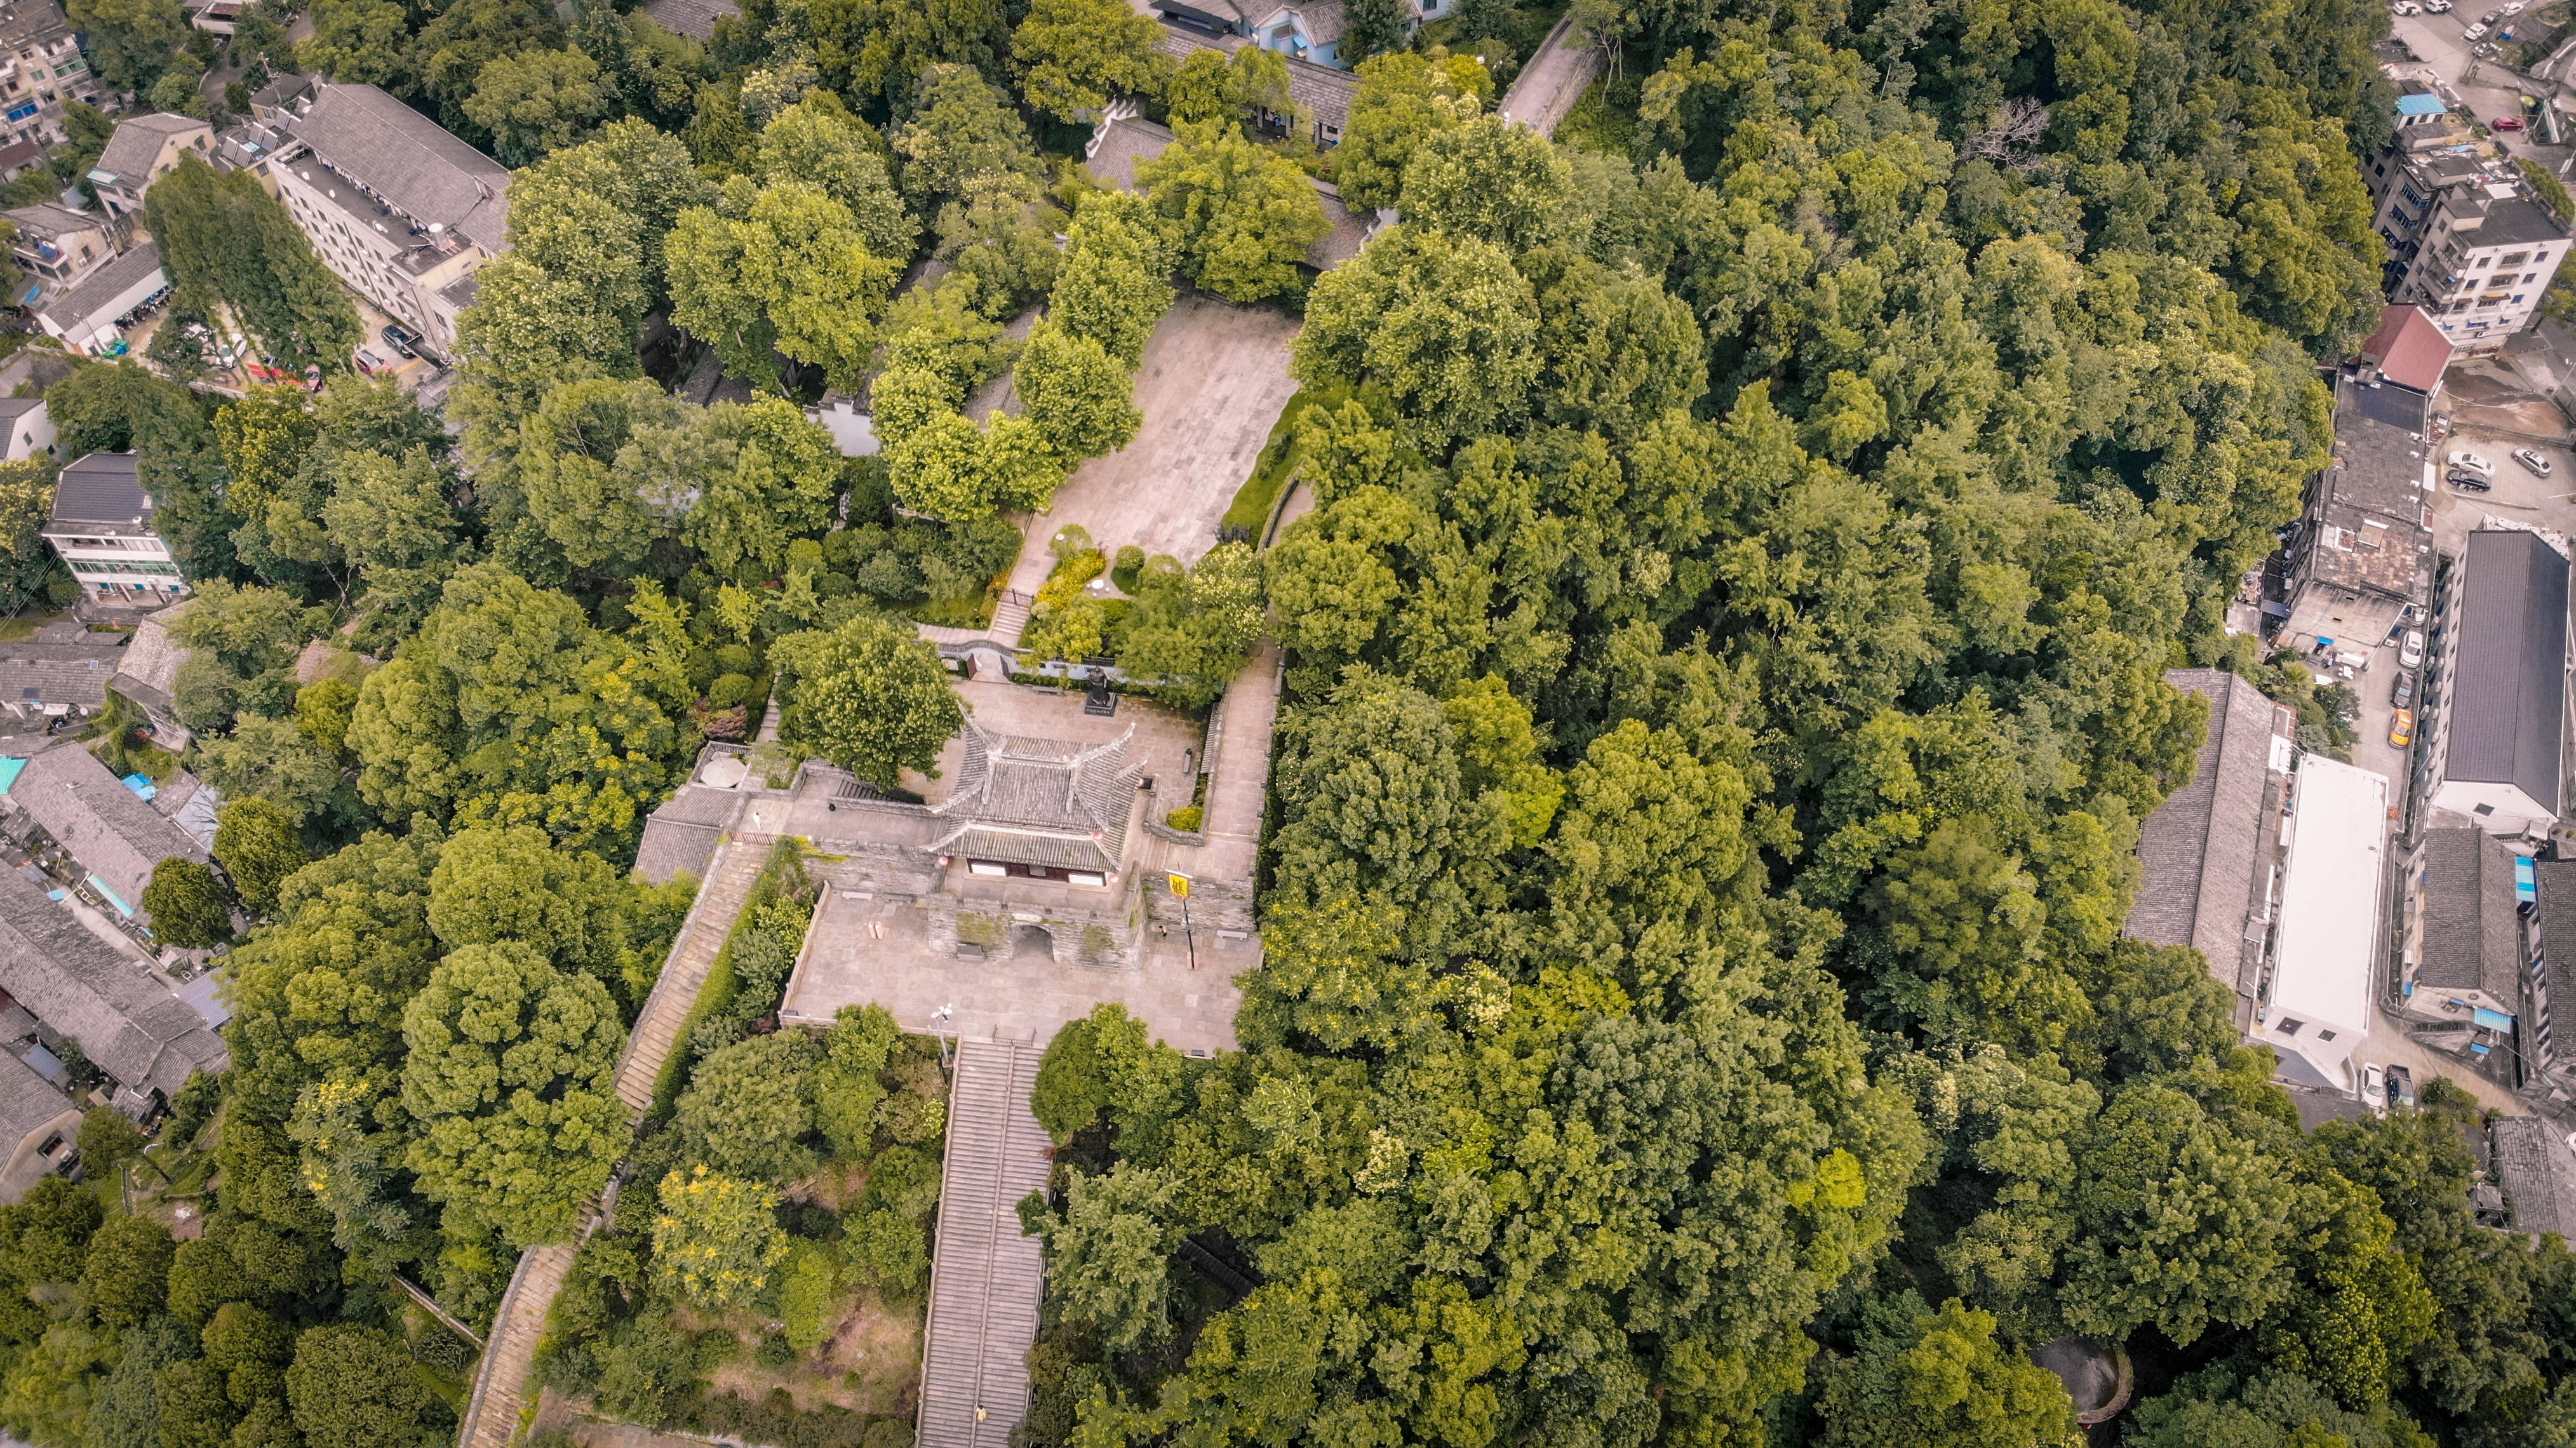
[451, 836, 776, 1448]
[988, 589, 1034, 647]
[613, 838, 773, 1118]
[455, 1242, 576, 1448]
[917, 1040, 1052, 1448]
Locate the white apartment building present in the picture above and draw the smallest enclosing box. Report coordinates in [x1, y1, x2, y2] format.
[41, 453, 185, 608]
[265, 82, 511, 363]
[2392, 181, 2568, 352]
[0, 0, 101, 152]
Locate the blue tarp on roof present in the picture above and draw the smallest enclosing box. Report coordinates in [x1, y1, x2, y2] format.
[2519, 855, 2539, 903]
[0, 756, 30, 794]
[2399, 93, 2448, 115]
[2476, 1005, 2518, 1030]
[86, 873, 133, 917]
[121, 773, 155, 801]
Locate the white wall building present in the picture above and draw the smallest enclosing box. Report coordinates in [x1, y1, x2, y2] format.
[2392, 180, 2570, 353]
[30, 241, 166, 357]
[41, 453, 186, 608]
[265, 83, 511, 363]
[2255, 754, 2390, 1090]
[0, 398, 54, 461]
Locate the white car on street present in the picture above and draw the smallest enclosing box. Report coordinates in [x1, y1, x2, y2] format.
[2401, 629, 2426, 669]
[2363, 1064, 2387, 1111]
[2450, 448, 2497, 476]
[2465, 21, 2490, 36]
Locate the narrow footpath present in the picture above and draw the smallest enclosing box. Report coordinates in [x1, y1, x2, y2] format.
[916, 1039, 1052, 1448]
[453, 836, 775, 1448]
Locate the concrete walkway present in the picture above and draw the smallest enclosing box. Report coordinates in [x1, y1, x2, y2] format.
[1192, 640, 1282, 883]
[1497, 13, 1608, 135]
[454, 838, 777, 1448]
[1003, 296, 1301, 598]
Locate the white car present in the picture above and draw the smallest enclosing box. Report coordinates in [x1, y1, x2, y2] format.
[2465, 20, 2490, 36]
[2504, 3, 2524, 13]
[2394, 3, 2420, 12]
[2450, 448, 2497, 476]
[2402, 629, 2426, 669]
[2429, 0, 2453, 10]
[2363, 1064, 2387, 1111]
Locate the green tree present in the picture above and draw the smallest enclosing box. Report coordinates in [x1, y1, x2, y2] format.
[283, 1325, 439, 1448]
[140, 857, 229, 948]
[1318, 55, 1484, 212]
[76, 1215, 176, 1329]
[73, 1108, 146, 1184]
[1292, 225, 1540, 442]
[775, 616, 963, 785]
[1116, 541, 1264, 704]
[1137, 121, 1330, 304]
[65, 0, 188, 92]
[462, 47, 612, 166]
[1050, 192, 1171, 368]
[1042, 1163, 1179, 1353]
[1341, 0, 1407, 62]
[888, 64, 1034, 211]
[1164, 45, 1298, 136]
[145, 158, 364, 370]
[678, 397, 845, 581]
[1011, 0, 1165, 122]
[843, 1206, 929, 1295]
[1815, 1294, 2080, 1447]
[671, 1031, 822, 1183]
[299, 0, 407, 84]
[1014, 320, 1139, 462]
[399, 941, 627, 1245]
[775, 1240, 837, 1351]
[757, 101, 915, 263]
[0, 1176, 105, 1285]
[1399, 114, 1585, 255]
[426, 824, 633, 1000]
[667, 178, 900, 392]
[650, 1165, 788, 1310]
[199, 1302, 295, 1411]
[813, 1002, 899, 1158]
[0, 457, 69, 611]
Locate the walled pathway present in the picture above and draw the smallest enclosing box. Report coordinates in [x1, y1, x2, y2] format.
[454, 837, 775, 1448]
[1497, 13, 1608, 136]
[917, 1039, 1052, 1448]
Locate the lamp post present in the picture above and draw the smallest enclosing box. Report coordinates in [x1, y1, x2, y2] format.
[931, 1002, 955, 1072]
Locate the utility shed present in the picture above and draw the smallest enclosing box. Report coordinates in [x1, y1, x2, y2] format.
[2493, 1116, 2576, 1240]
[2124, 667, 2293, 1019]
[2426, 529, 2572, 838]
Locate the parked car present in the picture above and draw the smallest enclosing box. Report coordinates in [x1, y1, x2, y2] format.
[2466, 21, 2490, 36]
[2393, 3, 2420, 13]
[2363, 1064, 2387, 1111]
[2505, 3, 2525, 14]
[2515, 447, 2553, 474]
[2401, 629, 2426, 669]
[352, 346, 390, 375]
[2428, 0, 2452, 11]
[2450, 470, 2493, 493]
[2451, 449, 2497, 476]
[2391, 707, 2416, 747]
[2496, 114, 2525, 130]
[2393, 672, 2416, 709]
[380, 324, 418, 359]
[2477, 40, 2502, 53]
[2387, 1064, 2416, 1106]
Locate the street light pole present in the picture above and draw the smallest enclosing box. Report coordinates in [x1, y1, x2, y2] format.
[931, 1002, 954, 1073]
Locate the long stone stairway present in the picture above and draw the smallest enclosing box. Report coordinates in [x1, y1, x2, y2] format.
[917, 1040, 1052, 1448]
[452, 836, 775, 1448]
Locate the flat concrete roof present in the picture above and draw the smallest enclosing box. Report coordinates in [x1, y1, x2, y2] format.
[2271, 754, 2389, 1038]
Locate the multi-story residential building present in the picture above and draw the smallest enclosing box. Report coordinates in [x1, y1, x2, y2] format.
[87, 112, 212, 219]
[41, 453, 186, 610]
[3, 199, 113, 295]
[2398, 827, 2524, 1045]
[2417, 528, 2571, 842]
[30, 239, 164, 355]
[0, 0, 101, 153]
[2272, 370, 2438, 654]
[266, 81, 511, 363]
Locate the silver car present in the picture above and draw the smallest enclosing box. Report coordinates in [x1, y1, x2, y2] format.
[2516, 447, 2553, 476]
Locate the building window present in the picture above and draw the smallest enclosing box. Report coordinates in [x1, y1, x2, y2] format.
[2278, 1018, 2305, 1036]
[2476, 803, 2497, 817]
[2318, 1029, 2337, 1042]
[967, 861, 1006, 877]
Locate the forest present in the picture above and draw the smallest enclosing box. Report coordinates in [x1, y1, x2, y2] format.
[0, 0, 2557, 1438]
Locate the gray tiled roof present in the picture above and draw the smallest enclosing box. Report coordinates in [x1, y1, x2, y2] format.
[1310, 180, 1369, 269]
[279, 83, 512, 253]
[0, 867, 225, 1098]
[2442, 530, 2568, 814]
[8, 741, 208, 918]
[35, 241, 164, 330]
[1087, 115, 1173, 194]
[2418, 828, 2524, 1000]
[640, 0, 738, 39]
[1276, 0, 1345, 45]
[0, 643, 121, 713]
[48, 452, 148, 528]
[634, 782, 744, 884]
[2294, 377, 2436, 607]
[2494, 1115, 2576, 1240]
[2124, 669, 2286, 992]
[2463, 194, 2570, 250]
[0, 0, 72, 48]
[91, 114, 208, 186]
[927, 720, 1136, 871]
[109, 599, 191, 749]
[0, 1045, 72, 1152]
[3, 201, 98, 242]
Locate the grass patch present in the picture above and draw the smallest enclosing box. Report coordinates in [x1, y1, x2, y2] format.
[0, 613, 51, 643]
[1221, 381, 1353, 540]
[1557, 80, 1638, 158]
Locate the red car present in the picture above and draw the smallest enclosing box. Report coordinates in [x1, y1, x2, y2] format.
[2496, 115, 2526, 130]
